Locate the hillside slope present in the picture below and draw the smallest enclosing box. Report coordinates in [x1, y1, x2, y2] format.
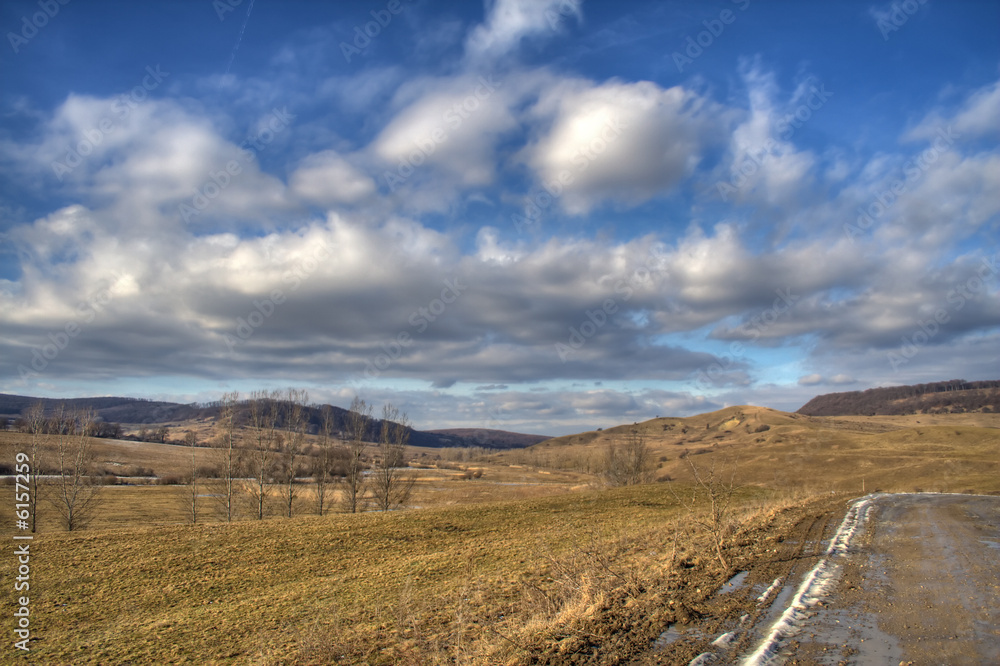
[527, 405, 1000, 494]
[0, 393, 543, 449]
[426, 428, 550, 449]
[796, 379, 1000, 416]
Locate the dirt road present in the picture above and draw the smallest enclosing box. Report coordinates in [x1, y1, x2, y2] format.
[643, 493, 1000, 665]
[775, 493, 1000, 665]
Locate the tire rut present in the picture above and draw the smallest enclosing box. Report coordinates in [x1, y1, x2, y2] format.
[637, 498, 845, 665]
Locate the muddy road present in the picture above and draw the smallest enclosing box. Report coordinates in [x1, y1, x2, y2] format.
[776, 493, 1000, 665]
[642, 493, 1000, 665]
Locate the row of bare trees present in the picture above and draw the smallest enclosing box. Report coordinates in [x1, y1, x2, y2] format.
[20, 402, 104, 531]
[188, 392, 415, 524]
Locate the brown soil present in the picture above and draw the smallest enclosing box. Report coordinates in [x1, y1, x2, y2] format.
[630, 495, 849, 665]
[779, 494, 1000, 665]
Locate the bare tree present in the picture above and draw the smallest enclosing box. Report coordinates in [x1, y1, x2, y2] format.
[48, 410, 103, 531]
[677, 458, 739, 571]
[24, 402, 46, 533]
[245, 389, 279, 520]
[603, 429, 652, 486]
[342, 396, 372, 513]
[313, 405, 339, 515]
[276, 388, 309, 518]
[183, 430, 200, 523]
[371, 403, 416, 512]
[49, 403, 70, 436]
[213, 391, 242, 522]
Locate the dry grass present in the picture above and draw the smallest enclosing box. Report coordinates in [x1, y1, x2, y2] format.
[0, 483, 793, 664]
[0, 409, 996, 663]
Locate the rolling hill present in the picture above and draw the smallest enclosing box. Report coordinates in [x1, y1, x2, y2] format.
[0, 393, 547, 449]
[796, 379, 1000, 416]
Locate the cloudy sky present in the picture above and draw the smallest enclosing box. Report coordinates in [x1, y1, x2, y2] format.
[1, 0, 998, 435]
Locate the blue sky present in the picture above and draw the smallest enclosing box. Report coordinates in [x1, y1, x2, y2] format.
[1, 0, 998, 435]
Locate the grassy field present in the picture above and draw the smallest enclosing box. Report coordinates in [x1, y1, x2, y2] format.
[0, 407, 997, 664]
[2, 482, 832, 664]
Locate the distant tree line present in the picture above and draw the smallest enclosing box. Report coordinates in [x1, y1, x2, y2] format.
[10, 413, 124, 439]
[798, 379, 1000, 416]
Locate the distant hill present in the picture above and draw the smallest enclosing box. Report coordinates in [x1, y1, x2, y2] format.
[0, 394, 202, 423]
[0, 393, 545, 449]
[426, 428, 550, 449]
[797, 379, 1000, 416]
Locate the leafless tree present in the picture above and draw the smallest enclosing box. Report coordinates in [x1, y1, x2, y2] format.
[48, 409, 103, 531]
[603, 429, 652, 486]
[24, 402, 46, 532]
[245, 389, 280, 519]
[313, 405, 339, 515]
[371, 403, 416, 512]
[274, 388, 309, 518]
[213, 391, 242, 522]
[342, 396, 372, 513]
[676, 457, 739, 571]
[183, 430, 200, 523]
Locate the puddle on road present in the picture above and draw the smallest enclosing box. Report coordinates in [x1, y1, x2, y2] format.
[653, 625, 705, 648]
[716, 570, 749, 596]
[795, 607, 902, 664]
[979, 538, 1000, 552]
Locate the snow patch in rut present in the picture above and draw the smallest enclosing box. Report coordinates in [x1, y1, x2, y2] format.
[740, 494, 878, 666]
